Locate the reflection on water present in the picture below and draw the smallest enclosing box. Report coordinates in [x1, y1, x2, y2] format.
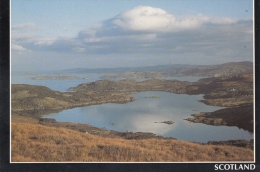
[42, 91, 253, 143]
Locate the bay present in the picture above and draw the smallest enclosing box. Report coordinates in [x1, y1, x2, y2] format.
[42, 91, 253, 143]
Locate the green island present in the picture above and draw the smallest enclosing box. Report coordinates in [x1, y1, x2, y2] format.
[144, 96, 161, 98]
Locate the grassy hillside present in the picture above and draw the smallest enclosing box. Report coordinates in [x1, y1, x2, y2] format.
[11, 121, 253, 162]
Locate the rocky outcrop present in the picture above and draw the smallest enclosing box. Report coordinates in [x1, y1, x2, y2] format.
[184, 104, 253, 132]
[185, 114, 227, 126]
[39, 118, 57, 123]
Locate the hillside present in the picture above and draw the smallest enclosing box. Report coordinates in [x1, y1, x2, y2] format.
[11, 84, 136, 112]
[163, 61, 253, 77]
[11, 121, 253, 162]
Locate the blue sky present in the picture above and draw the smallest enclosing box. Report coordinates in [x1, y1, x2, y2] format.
[11, 0, 253, 71]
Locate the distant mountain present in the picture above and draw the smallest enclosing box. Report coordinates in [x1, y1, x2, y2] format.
[62, 64, 189, 74]
[163, 61, 253, 77]
[62, 61, 253, 78]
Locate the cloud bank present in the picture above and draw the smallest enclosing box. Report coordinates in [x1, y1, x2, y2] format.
[12, 6, 253, 69]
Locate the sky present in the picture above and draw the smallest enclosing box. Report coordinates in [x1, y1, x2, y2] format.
[11, 0, 254, 71]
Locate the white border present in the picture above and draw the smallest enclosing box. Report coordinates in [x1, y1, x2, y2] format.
[10, 0, 12, 164]
[9, 0, 256, 164]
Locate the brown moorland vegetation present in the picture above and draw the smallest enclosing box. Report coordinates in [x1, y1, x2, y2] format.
[11, 121, 253, 162]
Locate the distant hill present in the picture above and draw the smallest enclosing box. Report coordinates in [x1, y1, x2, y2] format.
[163, 61, 253, 77]
[62, 64, 189, 74]
[63, 61, 253, 78]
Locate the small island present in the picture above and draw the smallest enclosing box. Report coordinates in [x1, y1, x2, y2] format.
[144, 96, 161, 98]
[154, 121, 175, 125]
[32, 75, 89, 80]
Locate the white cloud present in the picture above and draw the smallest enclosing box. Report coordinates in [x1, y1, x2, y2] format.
[111, 6, 238, 32]
[113, 6, 177, 32]
[34, 38, 56, 46]
[83, 33, 156, 43]
[11, 44, 28, 51]
[83, 37, 101, 43]
[11, 33, 33, 40]
[209, 17, 238, 24]
[12, 22, 40, 31]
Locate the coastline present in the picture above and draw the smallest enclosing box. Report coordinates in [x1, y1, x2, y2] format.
[11, 74, 253, 148]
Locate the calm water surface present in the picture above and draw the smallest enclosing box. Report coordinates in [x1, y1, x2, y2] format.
[11, 73, 102, 92]
[42, 91, 253, 143]
[12, 73, 253, 142]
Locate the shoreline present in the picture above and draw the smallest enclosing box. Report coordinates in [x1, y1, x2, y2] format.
[184, 104, 253, 133]
[11, 74, 254, 148]
[12, 114, 254, 150]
